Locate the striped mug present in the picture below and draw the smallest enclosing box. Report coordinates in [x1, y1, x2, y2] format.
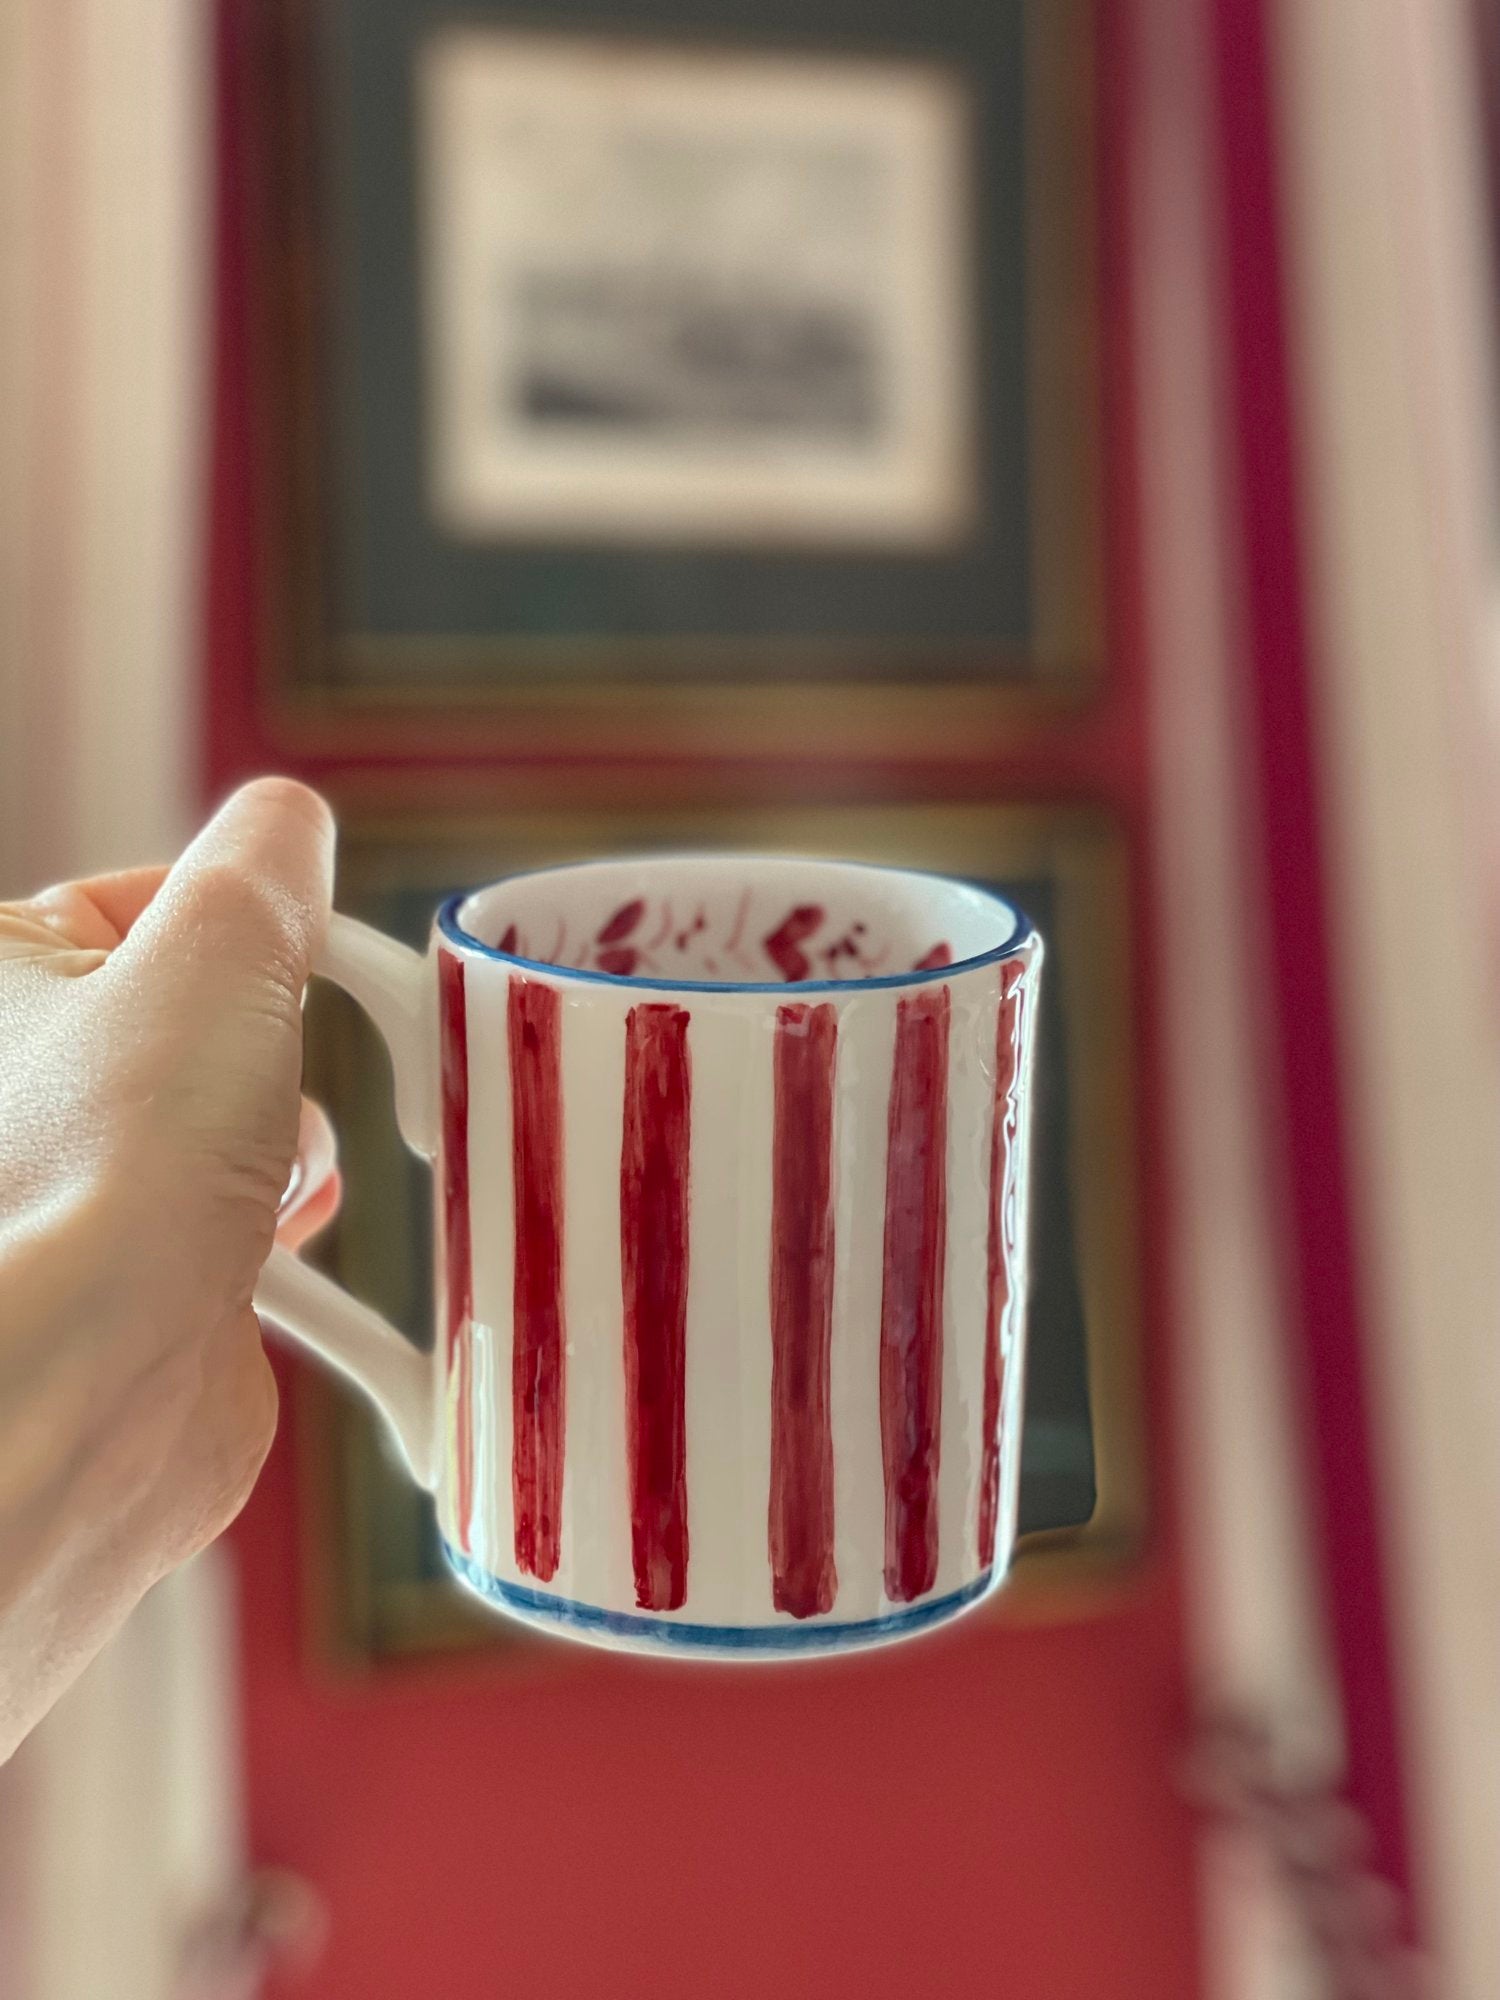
[256, 855, 1042, 1658]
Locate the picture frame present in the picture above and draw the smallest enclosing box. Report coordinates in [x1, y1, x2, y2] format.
[297, 795, 1145, 1665]
[243, 0, 1104, 761]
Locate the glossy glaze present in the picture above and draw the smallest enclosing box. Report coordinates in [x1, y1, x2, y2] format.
[437, 950, 475, 1549]
[769, 1002, 838, 1618]
[980, 958, 1032, 1569]
[879, 985, 951, 1602]
[425, 856, 1043, 1657]
[507, 977, 565, 1582]
[619, 1003, 692, 1613]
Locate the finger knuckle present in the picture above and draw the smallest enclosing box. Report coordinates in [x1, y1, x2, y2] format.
[177, 865, 306, 993]
[180, 858, 272, 930]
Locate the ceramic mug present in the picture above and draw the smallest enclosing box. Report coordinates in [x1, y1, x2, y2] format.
[255, 855, 1042, 1658]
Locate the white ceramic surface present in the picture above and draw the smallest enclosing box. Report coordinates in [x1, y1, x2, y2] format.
[254, 855, 1041, 1658]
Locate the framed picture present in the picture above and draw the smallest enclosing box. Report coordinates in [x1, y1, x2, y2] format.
[297, 797, 1144, 1664]
[244, 0, 1103, 757]
[421, 33, 974, 551]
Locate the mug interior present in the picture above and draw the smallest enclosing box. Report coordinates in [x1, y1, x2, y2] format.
[451, 855, 1024, 987]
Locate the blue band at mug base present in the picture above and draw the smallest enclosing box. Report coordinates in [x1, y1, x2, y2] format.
[443, 1541, 997, 1656]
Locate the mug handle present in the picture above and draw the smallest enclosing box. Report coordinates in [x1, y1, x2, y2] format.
[252, 914, 439, 1491]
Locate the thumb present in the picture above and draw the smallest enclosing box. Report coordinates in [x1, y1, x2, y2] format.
[99, 780, 335, 1220]
[117, 778, 335, 1004]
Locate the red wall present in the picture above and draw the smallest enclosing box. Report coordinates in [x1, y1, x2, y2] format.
[212, 2, 1206, 1993]
[243, 1378, 1199, 2000]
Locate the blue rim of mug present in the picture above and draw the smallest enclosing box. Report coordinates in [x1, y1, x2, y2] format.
[436, 855, 1039, 996]
[443, 1542, 997, 1655]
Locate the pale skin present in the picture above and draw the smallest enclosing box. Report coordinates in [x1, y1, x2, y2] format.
[0, 778, 338, 1761]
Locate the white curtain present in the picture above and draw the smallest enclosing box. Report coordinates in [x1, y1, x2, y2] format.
[0, 0, 202, 888]
[1131, 2, 1340, 1994]
[1273, 0, 1500, 1991]
[1137, 0, 1500, 1993]
[0, 3, 242, 1996]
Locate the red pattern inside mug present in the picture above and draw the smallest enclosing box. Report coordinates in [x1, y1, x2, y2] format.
[458, 860, 1019, 986]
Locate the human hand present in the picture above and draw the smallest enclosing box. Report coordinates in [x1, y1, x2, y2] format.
[0, 778, 335, 1759]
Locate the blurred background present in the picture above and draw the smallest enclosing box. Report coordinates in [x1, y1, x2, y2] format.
[3, 0, 1500, 1995]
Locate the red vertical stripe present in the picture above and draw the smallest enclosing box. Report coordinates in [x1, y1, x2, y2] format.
[879, 985, 951, 1602]
[769, 1003, 838, 1618]
[620, 1005, 692, 1611]
[979, 960, 1029, 1570]
[509, 978, 566, 1581]
[439, 950, 475, 1548]
[1210, 0, 1415, 1920]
